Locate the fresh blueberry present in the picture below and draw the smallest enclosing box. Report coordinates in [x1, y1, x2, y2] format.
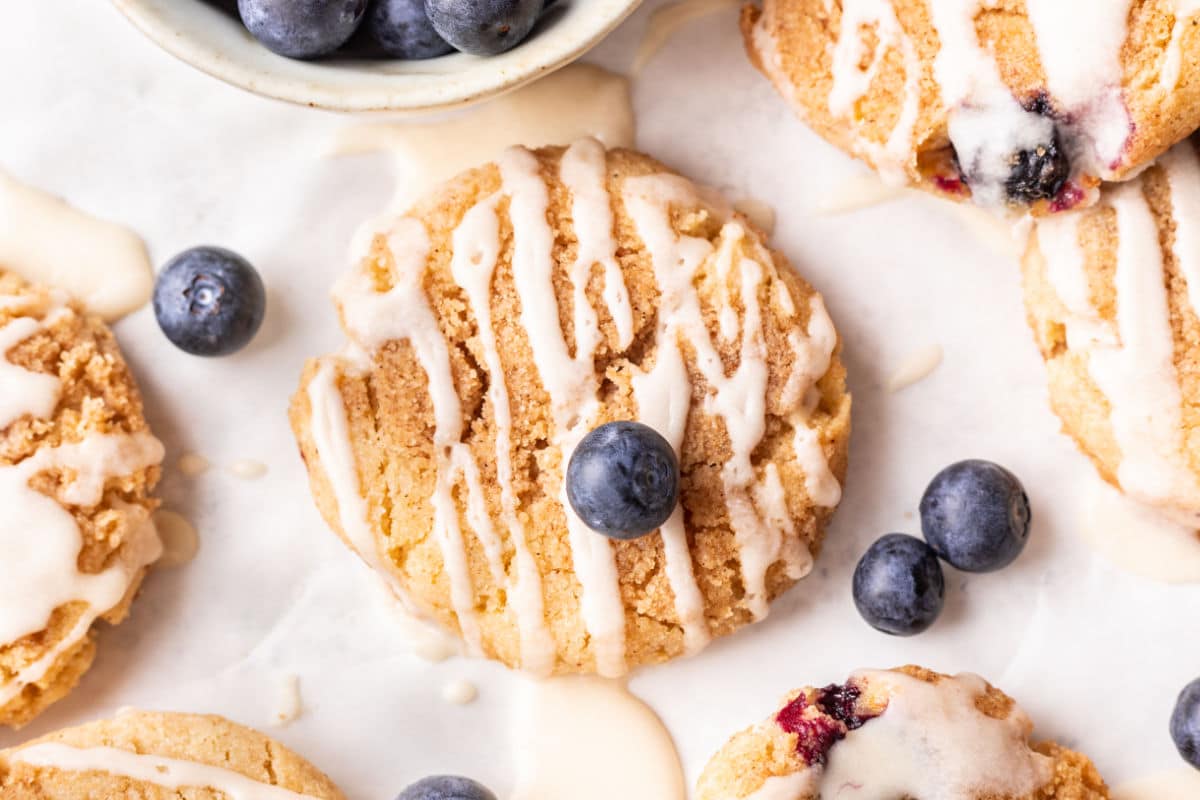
[396, 775, 498, 800]
[566, 421, 679, 540]
[1171, 678, 1200, 770]
[852, 534, 945, 636]
[360, 0, 453, 59]
[238, 0, 367, 59]
[919, 459, 1032, 572]
[153, 246, 266, 357]
[424, 0, 544, 56]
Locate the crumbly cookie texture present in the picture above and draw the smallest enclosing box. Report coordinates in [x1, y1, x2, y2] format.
[697, 666, 1109, 800]
[742, 0, 1200, 212]
[0, 710, 346, 799]
[0, 271, 162, 728]
[290, 140, 851, 677]
[1023, 135, 1200, 525]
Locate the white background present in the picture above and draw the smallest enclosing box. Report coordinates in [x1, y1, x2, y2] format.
[2, 1, 1198, 796]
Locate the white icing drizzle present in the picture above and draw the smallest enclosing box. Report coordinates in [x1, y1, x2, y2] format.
[741, 672, 1053, 800]
[825, 0, 921, 183]
[1034, 142, 1200, 520]
[0, 330, 163, 709]
[0, 316, 61, 430]
[498, 144, 629, 675]
[8, 743, 322, 800]
[1161, 1, 1200, 92]
[447, 191, 556, 673]
[329, 139, 840, 674]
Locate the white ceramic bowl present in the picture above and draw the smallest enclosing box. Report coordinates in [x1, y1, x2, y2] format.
[111, 0, 642, 113]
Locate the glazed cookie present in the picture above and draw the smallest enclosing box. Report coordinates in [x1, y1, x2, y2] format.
[1023, 135, 1200, 525]
[742, 0, 1200, 212]
[697, 666, 1109, 800]
[0, 271, 164, 728]
[0, 710, 346, 799]
[290, 138, 851, 677]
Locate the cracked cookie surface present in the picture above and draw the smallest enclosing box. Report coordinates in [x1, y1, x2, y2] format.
[290, 139, 851, 676]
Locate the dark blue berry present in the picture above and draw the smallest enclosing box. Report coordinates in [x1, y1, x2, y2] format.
[238, 0, 367, 59]
[396, 775, 498, 800]
[424, 0, 544, 56]
[361, 0, 453, 59]
[919, 459, 1031, 572]
[1171, 678, 1200, 769]
[566, 421, 679, 540]
[852, 534, 945, 636]
[153, 246, 266, 357]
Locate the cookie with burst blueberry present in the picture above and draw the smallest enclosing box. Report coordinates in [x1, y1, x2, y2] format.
[742, 0, 1200, 212]
[697, 666, 1110, 800]
[289, 138, 851, 676]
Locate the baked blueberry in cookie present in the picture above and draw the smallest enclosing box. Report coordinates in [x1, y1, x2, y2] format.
[290, 138, 851, 676]
[697, 666, 1110, 800]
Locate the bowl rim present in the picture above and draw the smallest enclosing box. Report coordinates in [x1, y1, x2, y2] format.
[110, 0, 643, 113]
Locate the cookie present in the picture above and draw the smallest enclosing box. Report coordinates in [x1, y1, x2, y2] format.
[290, 138, 851, 677]
[0, 271, 164, 728]
[697, 666, 1109, 800]
[1023, 135, 1200, 525]
[742, 0, 1200, 212]
[0, 710, 346, 799]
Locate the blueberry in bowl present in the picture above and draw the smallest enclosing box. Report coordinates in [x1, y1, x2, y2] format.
[113, 0, 642, 112]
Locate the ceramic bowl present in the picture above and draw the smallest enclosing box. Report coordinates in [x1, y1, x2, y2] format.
[111, 0, 642, 113]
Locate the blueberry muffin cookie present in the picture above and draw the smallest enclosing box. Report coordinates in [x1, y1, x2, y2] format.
[290, 138, 851, 677]
[742, 0, 1200, 212]
[698, 666, 1109, 800]
[0, 710, 346, 799]
[1023, 135, 1200, 525]
[0, 271, 164, 728]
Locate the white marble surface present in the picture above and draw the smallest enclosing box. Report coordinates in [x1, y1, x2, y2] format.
[2, 1, 1198, 796]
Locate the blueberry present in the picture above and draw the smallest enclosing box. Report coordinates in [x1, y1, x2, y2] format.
[566, 421, 679, 540]
[1172, 678, 1200, 770]
[153, 246, 266, 357]
[852, 534, 945, 636]
[1005, 131, 1070, 203]
[919, 460, 1031, 573]
[396, 775, 498, 800]
[238, 0, 367, 59]
[360, 0, 453, 59]
[424, 0, 544, 56]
